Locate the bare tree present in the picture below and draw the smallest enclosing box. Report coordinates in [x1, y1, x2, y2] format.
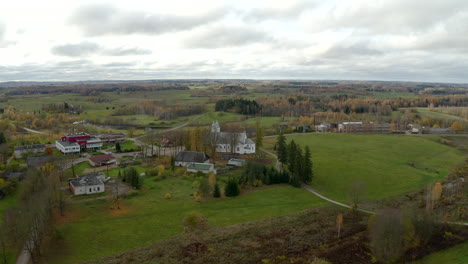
[347, 180, 367, 213]
[369, 209, 403, 263]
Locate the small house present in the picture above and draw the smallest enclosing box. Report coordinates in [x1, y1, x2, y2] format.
[187, 162, 216, 174]
[69, 173, 105, 195]
[89, 154, 117, 167]
[175, 151, 210, 167]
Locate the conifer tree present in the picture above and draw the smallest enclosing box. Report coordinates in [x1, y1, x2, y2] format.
[303, 146, 313, 184]
[213, 183, 221, 198]
[287, 140, 297, 173]
[276, 133, 288, 165]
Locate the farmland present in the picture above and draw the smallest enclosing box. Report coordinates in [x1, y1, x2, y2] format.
[264, 133, 465, 203]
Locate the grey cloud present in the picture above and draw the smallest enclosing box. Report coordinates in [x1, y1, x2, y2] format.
[184, 26, 272, 48]
[69, 4, 227, 36]
[244, 1, 319, 21]
[51, 42, 152, 57]
[321, 42, 383, 59]
[102, 47, 152, 56]
[312, 0, 468, 34]
[51, 42, 100, 57]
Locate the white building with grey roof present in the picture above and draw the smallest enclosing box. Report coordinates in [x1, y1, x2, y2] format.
[69, 173, 105, 195]
[211, 121, 256, 154]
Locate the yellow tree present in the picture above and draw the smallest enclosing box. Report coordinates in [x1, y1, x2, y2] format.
[208, 172, 216, 189]
[450, 122, 463, 133]
[336, 213, 343, 238]
[431, 182, 443, 211]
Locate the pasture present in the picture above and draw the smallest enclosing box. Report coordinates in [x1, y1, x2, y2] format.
[264, 133, 465, 203]
[47, 176, 326, 264]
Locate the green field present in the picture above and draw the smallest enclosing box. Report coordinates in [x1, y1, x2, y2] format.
[416, 108, 467, 122]
[48, 177, 326, 263]
[412, 242, 468, 264]
[265, 134, 465, 203]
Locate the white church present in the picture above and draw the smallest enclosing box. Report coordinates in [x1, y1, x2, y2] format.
[211, 121, 256, 154]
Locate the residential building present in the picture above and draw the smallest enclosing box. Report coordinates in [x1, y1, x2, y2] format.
[69, 173, 105, 195]
[13, 144, 46, 158]
[187, 162, 216, 174]
[175, 151, 210, 166]
[211, 121, 256, 154]
[88, 154, 117, 167]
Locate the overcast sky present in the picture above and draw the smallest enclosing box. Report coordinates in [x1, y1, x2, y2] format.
[1, 0, 467, 82]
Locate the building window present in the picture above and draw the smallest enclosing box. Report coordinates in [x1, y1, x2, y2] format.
[97, 187, 100, 191]
[89, 188, 92, 192]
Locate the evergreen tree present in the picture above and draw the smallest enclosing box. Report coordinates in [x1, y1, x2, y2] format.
[115, 142, 122, 153]
[225, 177, 240, 197]
[276, 133, 288, 164]
[0, 133, 6, 144]
[255, 122, 264, 148]
[213, 183, 221, 198]
[303, 146, 313, 184]
[287, 140, 297, 173]
[294, 147, 303, 182]
[170, 156, 175, 171]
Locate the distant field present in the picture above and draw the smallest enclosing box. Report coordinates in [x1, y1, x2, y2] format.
[412, 242, 468, 264]
[416, 108, 466, 122]
[47, 177, 326, 264]
[264, 133, 465, 203]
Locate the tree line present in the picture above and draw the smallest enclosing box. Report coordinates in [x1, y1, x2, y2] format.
[215, 99, 262, 115]
[276, 133, 313, 187]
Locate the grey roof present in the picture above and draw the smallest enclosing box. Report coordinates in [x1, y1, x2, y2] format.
[214, 132, 252, 145]
[56, 140, 80, 147]
[175, 151, 209, 163]
[1, 172, 25, 180]
[14, 144, 46, 151]
[69, 174, 104, 187]
[78, 172, 106, 180]
[27, 156, 53, 167]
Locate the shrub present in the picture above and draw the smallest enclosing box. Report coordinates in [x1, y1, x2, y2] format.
[225, 177, 240, 197]
[213, 183, 221, 198]
[164, 193, 172, 199]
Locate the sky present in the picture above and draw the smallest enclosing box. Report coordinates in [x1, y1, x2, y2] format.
[0, 0, 467, 82]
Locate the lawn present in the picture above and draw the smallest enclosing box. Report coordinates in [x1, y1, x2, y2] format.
[416, 108, 467, 122]
[264, 133, 465, 203]
[47, 176, 326, 264]
[412, 241, 468, 264]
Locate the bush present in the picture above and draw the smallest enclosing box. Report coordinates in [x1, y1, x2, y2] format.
[164, 193, 172, 199]
[225, 177, 240, 197]
[213, 183, 221, 198]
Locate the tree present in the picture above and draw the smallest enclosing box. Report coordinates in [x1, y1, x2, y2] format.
[255, 122, 264, 148]
[123, 167, 142, 189]
[0, 144, 9, 165]
[450, 121, 463, 133]
[287, 140, 298, 173]
[44, 146, 54, 156]
[225, 177, 240, 197]
[431, 182, 442, 211]
[276, 133, 288, 165]
[0, 133, 6, 144]
[336, 213, 343, 238]
[348, 180, 367, 213]
[199, 178, 212, 197]
[369, 209, 403, 263]
[213, 183, 221, 198]
[115, 142, 122, 153]
[303, 146, 313, 184]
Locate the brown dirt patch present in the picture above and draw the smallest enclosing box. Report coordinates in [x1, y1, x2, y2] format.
[53, 208, 81, 226]
[107, 200, 133, 216]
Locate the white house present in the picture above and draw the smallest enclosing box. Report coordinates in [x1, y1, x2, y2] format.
[69, 173, 105, 195]
[187, 162, 216, 174]
[55, 140, 81, 154]
[211, 121, 256, 154]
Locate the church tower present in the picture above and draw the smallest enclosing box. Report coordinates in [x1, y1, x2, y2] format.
[211, 121, 221, 133]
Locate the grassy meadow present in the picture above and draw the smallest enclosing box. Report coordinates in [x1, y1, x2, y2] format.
[412, 241, 468, 264]
[264, 133, 465, 203]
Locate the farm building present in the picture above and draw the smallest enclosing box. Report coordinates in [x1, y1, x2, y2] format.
[211, 121, 256, 154]
[69, 173, 105, 195]
[88, 154, 117, 167]
[13, 144, 46, 158]
[227, 158, 246, 167]
[97, 133, 127, 144]
[175, 151, 210, 166]
[187, 162, 216, 174]
[27, 156, 54, 167]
